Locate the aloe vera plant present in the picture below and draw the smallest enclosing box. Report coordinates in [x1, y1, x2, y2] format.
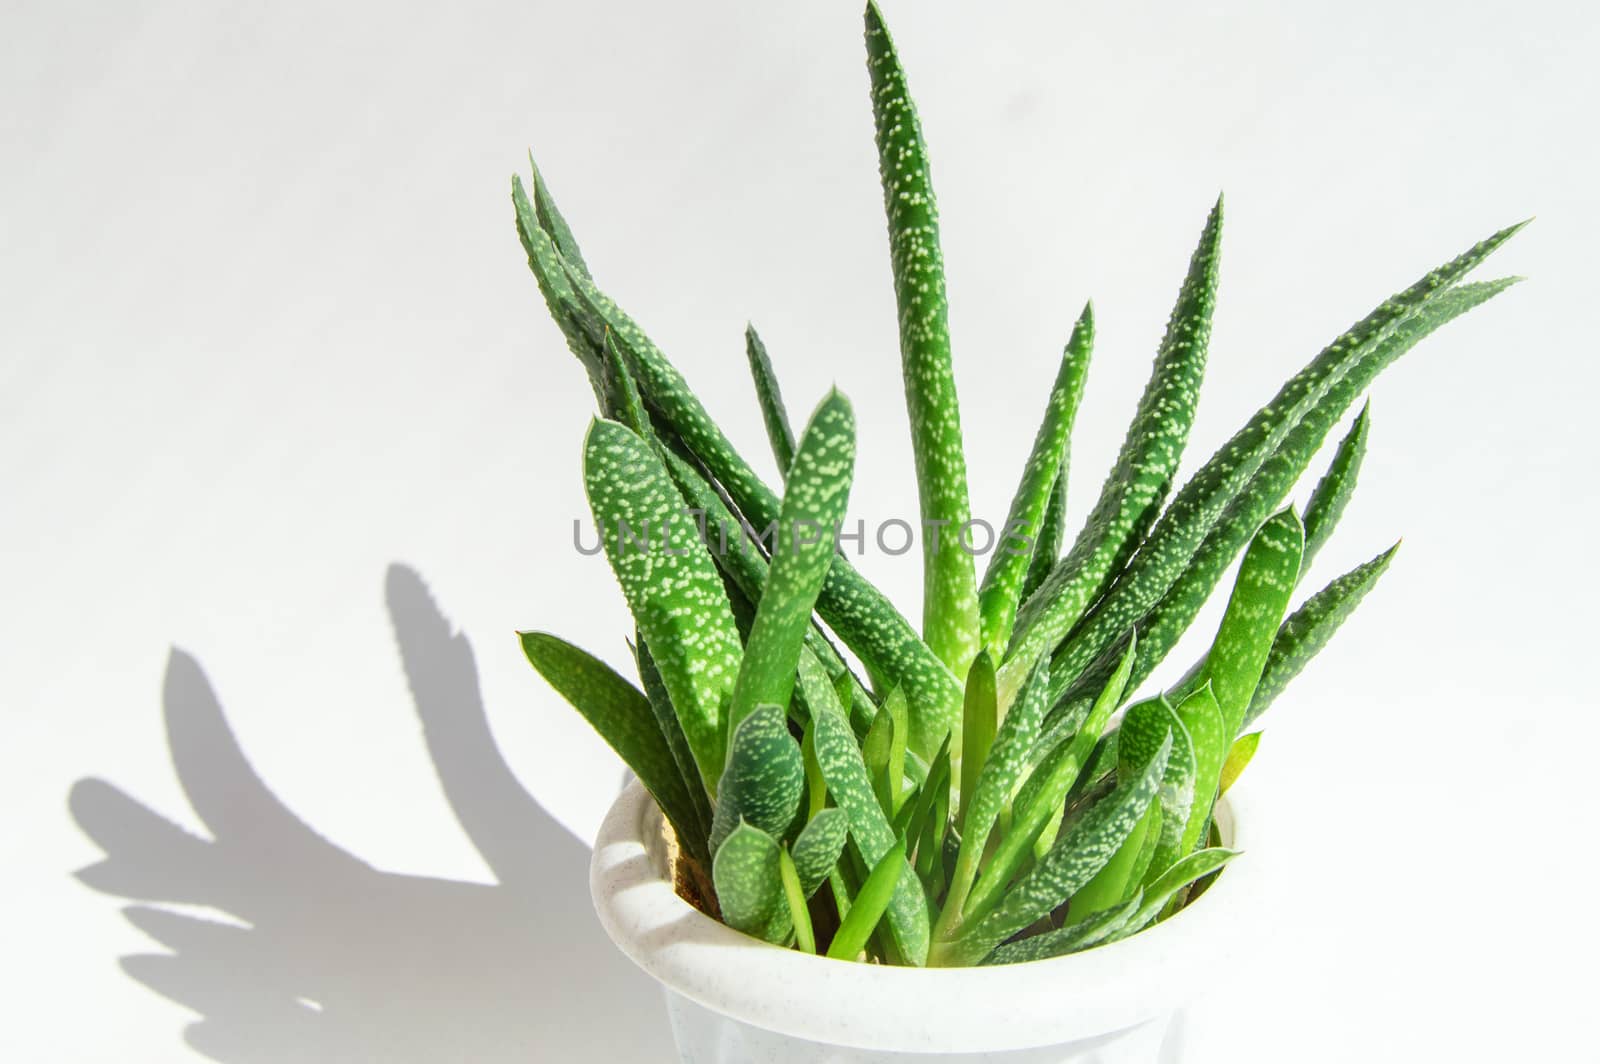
[516, 2, 1520, 967]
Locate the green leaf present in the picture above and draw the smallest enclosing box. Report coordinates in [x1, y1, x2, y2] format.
[527, 155, 590, 277]
[513, 170, 961, 752]
[958, 650, 997, 830]
[727, 391, 857, 735]
[1041, 234, 1522, 707]
[653, 440, 879, 736]
[520, 631, 707, 864]
[744, 324, 797, 476]
[791, 807, 850, 898]
[1099, 278, 1515, 711]
[1068, 799, 1159, 925]
[510, 175, 605, 405]
[778, 846, 817, 953]
[1245, 541, 1400, 727]
[583, 419, 744, 793]
[1219, 732, 1260, 796]
[1022, 465, 1068, 603]
[939, 727, 1171, 966]
[1112, 847, 1239, 940]
[713, 822, 791, 944]
[863, 701, 895, 816]
[962, 636, 1137, 929]
[979, 304, 1094, 655]
[1301, 402, 1370, 575]
[827, 836, 908, 961]
[804, 670, 932, 965]
[1117, 695, 1197, 888]
[710, 704, 805, 854]
[634, 635, 713, 852]
[1196, 508, 1305, 738]
[864, 0, 980, 676]
[937, 657, 1049, 937]
[983, 891, 1144, 965]
[1173, 684, 1226, 860]
[1004, 199, 1224, 696]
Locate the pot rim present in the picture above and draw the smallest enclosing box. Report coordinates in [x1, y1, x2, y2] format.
[591, 777, 1267, 1053]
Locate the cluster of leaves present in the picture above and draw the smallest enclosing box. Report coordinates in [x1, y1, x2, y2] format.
[516, 2, 1519, 967]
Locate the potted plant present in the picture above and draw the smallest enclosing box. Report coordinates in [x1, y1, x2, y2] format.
[514, 4, 1520, 1059]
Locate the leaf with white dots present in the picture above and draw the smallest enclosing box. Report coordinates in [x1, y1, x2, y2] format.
[713, 822, 791, 944]
[865, 0, 981, 677]
[1006, 200, 1223, 694]
[1246, 541, 1400, 727]
[583, 419, 744, 794]
[980, 305, 1094, 658]
[727, 391, 857, 736]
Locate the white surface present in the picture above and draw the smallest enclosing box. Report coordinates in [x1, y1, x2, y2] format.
[593, 779, 1257, 1057]
[2, 1, 1595, 1060]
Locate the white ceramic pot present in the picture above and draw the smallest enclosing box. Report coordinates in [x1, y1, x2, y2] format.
[591, 779, 1264, 1063]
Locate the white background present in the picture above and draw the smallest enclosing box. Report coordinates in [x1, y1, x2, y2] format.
[5, 1, 1597, 1060]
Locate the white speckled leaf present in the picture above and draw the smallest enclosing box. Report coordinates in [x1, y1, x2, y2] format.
[865, 1, 980, 676]
[1043, 233, 1522, 705]
[1173, 684, 1226, 860]
[980, 304, 1094, 657]
[1301, 403, 1369, 575]
[583, 419, 743, 793]
[1198, 508, 1305, 738]
[744, 324, 797, 475]
[1102, 277, 1515, 707]
[1245, 541, 1400, 727]
[728, 391, 856, 735]
[712, 822, 791, 944]
[945, 727, 1169, 966]
[982, 890, 1145, 966]
[1005, 200, 1223, 692]
[804, 667, 932, 965]
[710, 704, 805, 854]
[790, 807, 849, 898]
[1113, 848, 1239, 941]
[1118, 696, 1196, 888]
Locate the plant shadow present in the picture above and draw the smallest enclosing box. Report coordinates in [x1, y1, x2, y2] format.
[68, 564, 668, 1063]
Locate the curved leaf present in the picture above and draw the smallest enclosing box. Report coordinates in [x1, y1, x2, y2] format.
[791, 807, 850, 898]
[713, 823, 790, 944]
[744, 324, 797, 474]
[710, 704, 805, 854]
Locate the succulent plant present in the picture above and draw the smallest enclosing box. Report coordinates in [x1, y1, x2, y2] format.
[515, 2, 1520, 968]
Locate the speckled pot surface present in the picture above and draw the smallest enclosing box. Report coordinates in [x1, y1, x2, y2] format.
[591, 779, 1264, 1063]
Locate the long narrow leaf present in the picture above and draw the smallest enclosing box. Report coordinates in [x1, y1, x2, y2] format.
[1043, 238, 1522, 706]
[520, 631, 706, 863]
[1092, 278, 1516, 712]
[826, 837, 908, 961]
[962, 636, 1137, 929]
[1118, 695, 1197, 888]
[1005, 200, 1224, 693]
[727, 391, 857, 734]
[1173, 684, 1226, 860]
[1022, 467, 1068, 603]
[1196, 509, 1305, 737]
[744, 324, 797, 475]
[939, 728, 1170, 966]
[1301, 402, 1370, 574]
[865, 0, 981, 675]
[983, 891, 1144, 965]
[802, 665, 932, 964]
[979, 305, 1094, 655]
[1245, 541, 1400, 726]
[635, 635, 713, 848]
